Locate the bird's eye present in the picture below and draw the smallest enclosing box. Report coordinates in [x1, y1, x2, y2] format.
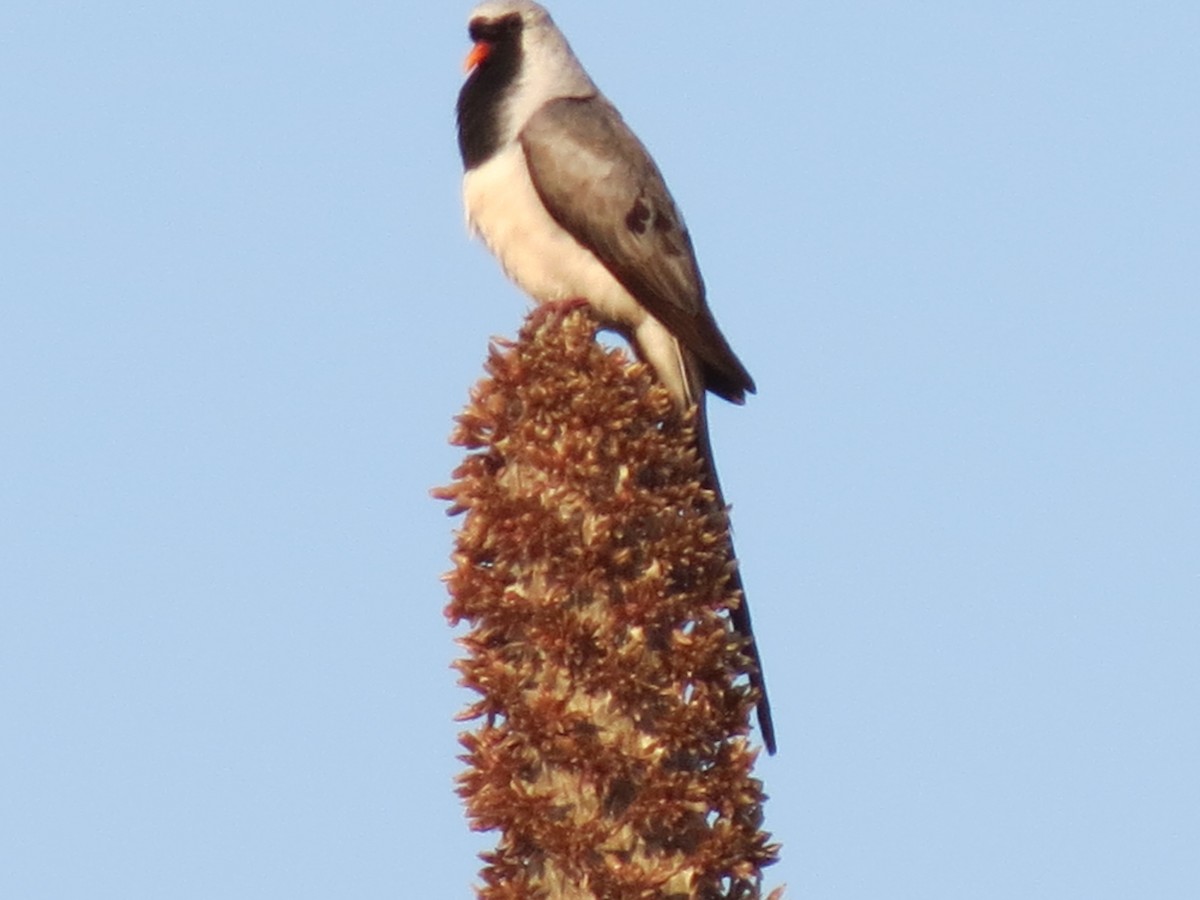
[469, 12, 523, 43]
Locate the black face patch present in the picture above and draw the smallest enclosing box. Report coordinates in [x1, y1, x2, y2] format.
[469, 12, 523, 44]
[456, 13, 526, 170]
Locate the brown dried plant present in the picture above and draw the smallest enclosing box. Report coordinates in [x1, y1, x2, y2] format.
[437, 308, 781, 899]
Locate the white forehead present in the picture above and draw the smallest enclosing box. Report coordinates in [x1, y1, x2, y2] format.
[468, 0, 552, 25]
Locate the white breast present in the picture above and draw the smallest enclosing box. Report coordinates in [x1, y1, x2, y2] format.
[462, 143, 693, 405]
[463, 145, 635, 319]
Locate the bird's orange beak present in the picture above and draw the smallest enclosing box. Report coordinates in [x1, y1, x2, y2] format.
[464, 41, 491, 73]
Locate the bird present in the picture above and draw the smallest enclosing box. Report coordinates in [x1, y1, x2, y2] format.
[455, 0, 775, 755]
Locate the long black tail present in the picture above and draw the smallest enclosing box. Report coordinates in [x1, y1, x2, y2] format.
[694, 399, 777, 755]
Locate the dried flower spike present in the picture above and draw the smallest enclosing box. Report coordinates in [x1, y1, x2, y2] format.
[439, 308, 780, 898]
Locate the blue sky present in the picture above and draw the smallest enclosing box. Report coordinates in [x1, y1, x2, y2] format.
[2, 2, 1197, 897]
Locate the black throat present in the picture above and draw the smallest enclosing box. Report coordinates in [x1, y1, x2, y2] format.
[456, 14, 524, 171]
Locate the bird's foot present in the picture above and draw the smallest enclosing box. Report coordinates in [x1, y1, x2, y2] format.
[528, 297, 591, 329]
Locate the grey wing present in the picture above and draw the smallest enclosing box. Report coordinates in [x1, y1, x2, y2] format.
[519, 96, 754, 403]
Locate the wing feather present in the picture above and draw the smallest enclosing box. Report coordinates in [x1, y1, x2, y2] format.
[519, 97, 754, 402]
